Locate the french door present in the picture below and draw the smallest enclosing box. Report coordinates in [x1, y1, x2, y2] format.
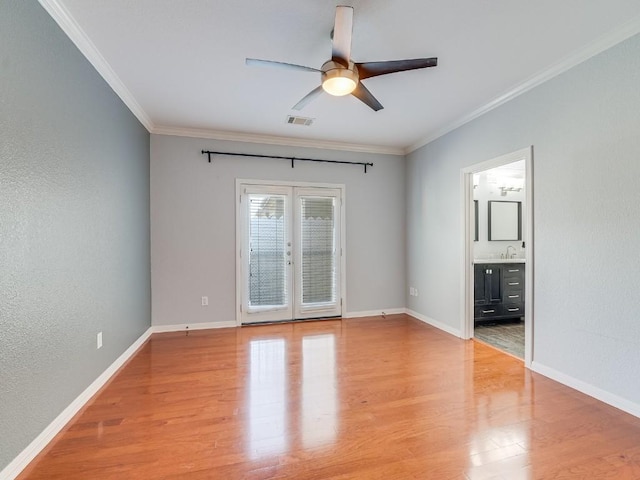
[238, 183, 343, 324]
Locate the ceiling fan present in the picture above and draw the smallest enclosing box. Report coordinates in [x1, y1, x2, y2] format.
[246, 5, 438, 112]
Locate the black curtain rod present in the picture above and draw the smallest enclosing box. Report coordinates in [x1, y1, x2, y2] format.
[201, 150, 373, 173]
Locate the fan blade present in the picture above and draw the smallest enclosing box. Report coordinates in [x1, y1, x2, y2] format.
[292, 86, 324, 110]
[351, 82, 383, 111]
[331, 6, 353, 67]
[356, 57, 438, 80]
[246, 58, 320, 73]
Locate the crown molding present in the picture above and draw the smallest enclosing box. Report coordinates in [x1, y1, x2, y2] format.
[406, 14, 640, 154]
[38, 0, 154, 132]
[152, 125, 406, 156]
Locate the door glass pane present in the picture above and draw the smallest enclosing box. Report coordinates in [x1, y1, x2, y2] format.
[300, 197, 335, 306]
[248, 194, 287, 309]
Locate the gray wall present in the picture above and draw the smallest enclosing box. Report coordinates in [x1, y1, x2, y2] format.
[407, 33, 640, 405]
[151, 135, 406, 326]
[0, 1, 151, 471]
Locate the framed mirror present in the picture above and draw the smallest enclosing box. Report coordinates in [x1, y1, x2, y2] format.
[474, 200, 479, 241]
[488, 200, 521, 241]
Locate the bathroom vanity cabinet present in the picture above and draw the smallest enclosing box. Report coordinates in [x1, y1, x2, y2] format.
[474, 262, 525, 322]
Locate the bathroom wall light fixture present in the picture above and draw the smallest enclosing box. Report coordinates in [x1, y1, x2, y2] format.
[499, 186, 523, 196]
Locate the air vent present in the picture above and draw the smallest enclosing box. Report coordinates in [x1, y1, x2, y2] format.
[286, 115, 314, 126]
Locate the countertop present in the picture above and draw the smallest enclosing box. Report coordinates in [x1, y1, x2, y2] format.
[473, 258, 526, 264]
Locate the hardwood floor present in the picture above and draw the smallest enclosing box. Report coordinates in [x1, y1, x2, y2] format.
[18, 315, 640, 479]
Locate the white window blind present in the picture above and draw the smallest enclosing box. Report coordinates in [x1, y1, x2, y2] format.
[248, 194, 288, 309]
[300, 196, 336, 307]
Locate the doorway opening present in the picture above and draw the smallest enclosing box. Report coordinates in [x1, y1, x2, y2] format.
[236, 180, 345, 325]
[461, 147, 534, 366]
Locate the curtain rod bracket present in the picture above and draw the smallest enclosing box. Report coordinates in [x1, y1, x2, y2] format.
[201, 150, 214, 163]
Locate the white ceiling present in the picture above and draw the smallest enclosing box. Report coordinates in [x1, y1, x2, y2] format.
[42, 0, 640, 154]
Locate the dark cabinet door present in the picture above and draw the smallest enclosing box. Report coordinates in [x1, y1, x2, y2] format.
[474, 265, 502, 305]
[486, 266, 502, 304]
[474, 265, 486, 306]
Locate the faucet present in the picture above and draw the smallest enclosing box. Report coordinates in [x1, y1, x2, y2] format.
[506, 245, 516, 259]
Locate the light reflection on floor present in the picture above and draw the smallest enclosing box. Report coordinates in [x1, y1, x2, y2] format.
[248, 338, 288, 459]
[247, 331, 338, 459]
[301, 334, 337, 449]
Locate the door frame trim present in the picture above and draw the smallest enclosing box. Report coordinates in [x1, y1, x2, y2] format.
[459, 146, 534, 367]
[235, 179, 347, 326]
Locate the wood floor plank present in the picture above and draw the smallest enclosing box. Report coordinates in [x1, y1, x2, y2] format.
[16, 315, 640, 479]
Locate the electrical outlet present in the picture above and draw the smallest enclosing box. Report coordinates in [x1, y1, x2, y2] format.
[201, 296, 209, 306]
[97, 332, 103, 349]
[415, 289, 419, 297]
[409, 287, 415, 296]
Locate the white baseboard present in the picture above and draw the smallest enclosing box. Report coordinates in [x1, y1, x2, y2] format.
[405, 309, 462, 338]
[343, 308, 406, 319]
[344, 309, 464, 341]
[531, 361, 640, 419]
[0, 327, 153, 480]
[151, 321, 237, 333]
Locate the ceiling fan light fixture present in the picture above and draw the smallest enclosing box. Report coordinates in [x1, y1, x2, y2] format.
[321, 65, 358, 96]
[322, 76, 356, 96]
